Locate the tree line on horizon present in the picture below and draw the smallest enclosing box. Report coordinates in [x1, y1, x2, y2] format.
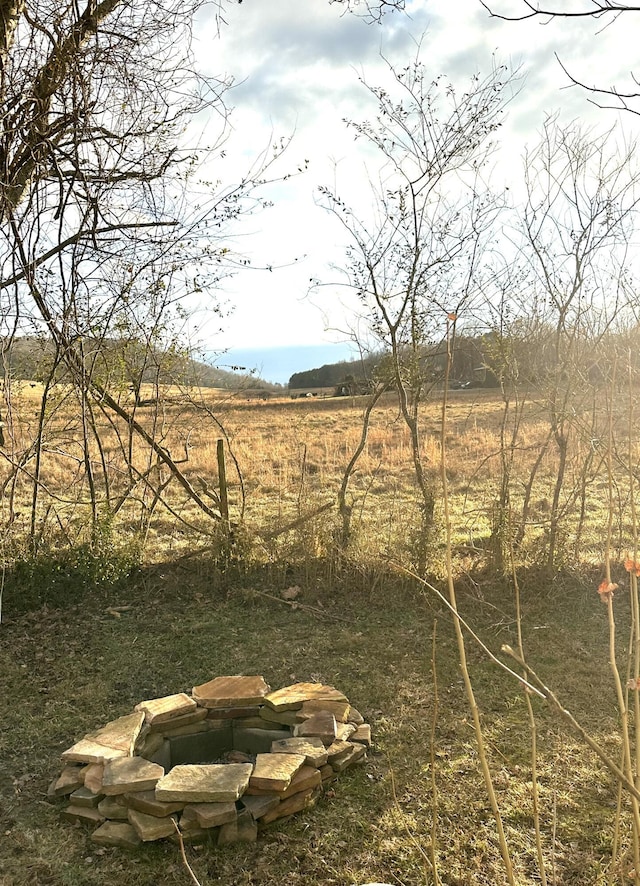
[0, 336, 281, 394]
[288, 326, 640, 394]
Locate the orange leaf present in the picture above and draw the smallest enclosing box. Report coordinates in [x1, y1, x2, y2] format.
[624, 557, 640, 576]
[597, 580, 618, 602]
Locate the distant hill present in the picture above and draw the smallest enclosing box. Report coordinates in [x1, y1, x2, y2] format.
[289, 354, 380, 390]
[287, 336, 504, 392]
[0, 336, 280, 391]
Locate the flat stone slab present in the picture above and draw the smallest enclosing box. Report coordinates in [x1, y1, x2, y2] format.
[91, 821, 141, 848]
[192, 675, 270, 709]
[61, 805, 105, 827]
[270, 737, 328, 767]
[261, 786, 321, 824]
[351, 724, 372, 746]
[102, 756, 164, 795]
[123, 790, 184, 817]
[160, 720, 211, 739]
[62, 712, 145, 765]
[136, 732, 165, 759]
[248, 752, 305, 793]
[336, 723, 357, 741]
[61, 739, 128, 765]
[70, 786, 103, 808]
[259, 707, 300, 726]
[240, 793, 280, 820]
[181, 801, 237, 829]
[297, 699, 351, 723]
[86, 711, 146, 754]
[218, 817, 239, 845]
[148, 708, 208, 734]
[83, 763, 104, 794]
[235, 808, 258, 843]
[319, 763, 337, 783]
[195, 801, 238, 829]
[128, 808, 177, 841]
[206, 705, 262, 720]
[294, 711, 337, 745]
[155, 764, 253, 803]
[97, 797, 130, 820]
[331, 742, 366, 772]
[280, 765, 322, 799]
[170, 824, 209, 844]
[135, 693, 197, 725]
[179, 811, 208, 833]
[263, 682, 348, 712]
[49, 765, 85, 797]
[248, 763, 322, 799]
[326, 739, 353, 762]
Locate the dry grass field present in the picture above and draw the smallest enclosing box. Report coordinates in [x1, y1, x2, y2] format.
[1, 380, 622, 578]
[1, 382, 638, 885]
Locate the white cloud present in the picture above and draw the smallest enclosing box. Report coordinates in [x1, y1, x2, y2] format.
[185, 0, 640, 355]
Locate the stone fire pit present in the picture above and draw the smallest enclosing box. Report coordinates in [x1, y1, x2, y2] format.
[48, 675, 370, 848]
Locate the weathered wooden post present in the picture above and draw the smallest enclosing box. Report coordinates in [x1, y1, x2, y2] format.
[216, 438, 230, 533]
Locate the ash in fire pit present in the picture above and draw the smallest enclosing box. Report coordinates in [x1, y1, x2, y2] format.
[48, 676, 371, 848]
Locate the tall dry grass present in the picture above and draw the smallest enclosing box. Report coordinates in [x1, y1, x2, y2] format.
[0, 380, 633, 576]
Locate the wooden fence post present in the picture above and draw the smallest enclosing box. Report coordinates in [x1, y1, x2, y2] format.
[217, 438, 230, 532]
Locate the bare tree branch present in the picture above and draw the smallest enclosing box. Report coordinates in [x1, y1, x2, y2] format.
[0, 221, 177, 291]
[480, 1, 640, 22]
[480, 2, 640, 113]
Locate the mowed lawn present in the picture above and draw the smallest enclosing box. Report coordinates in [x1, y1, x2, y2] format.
[0, 562, 627, 886]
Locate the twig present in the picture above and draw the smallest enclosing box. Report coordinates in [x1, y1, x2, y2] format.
[172, 819, 203, 886]
[392, 561, 545, 699]
[429, 620, 442, 886]
[502, 645, 640, 804]
[388, 758, 435, 882]
[511, 539, 547, 886]
[439, 315, 516, 886]
[243, 587, 354, 623]
[551, 791, 557, 886]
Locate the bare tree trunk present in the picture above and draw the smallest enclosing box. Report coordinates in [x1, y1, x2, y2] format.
[337, 383, 387, 549]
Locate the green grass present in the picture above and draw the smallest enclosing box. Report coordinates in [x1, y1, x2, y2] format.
[0, 561, 633, 886]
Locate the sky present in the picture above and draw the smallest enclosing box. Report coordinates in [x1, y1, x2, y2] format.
[188, 0, 640, 384]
